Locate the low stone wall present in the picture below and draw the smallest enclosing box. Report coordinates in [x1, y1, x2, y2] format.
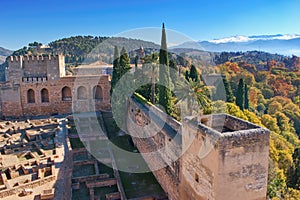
[72, 174, 110, 183]
[85, 178, 117, 188]
[0, 175, 55, 198]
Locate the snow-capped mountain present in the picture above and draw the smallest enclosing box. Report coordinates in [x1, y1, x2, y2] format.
[208, 34, 300, 44]
[0, 47, 13, 64]
[171, 34, 300, 56]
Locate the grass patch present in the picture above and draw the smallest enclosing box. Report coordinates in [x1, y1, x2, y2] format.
[73, 164, 95, 178]
[100, 111, 166, 199]
[102, 116, 120, 139]
[133, 92, 153, 106]
[73, 152, 88, 162]
[72, 183, 89, 200]
[119, 171, 165, 199]
[98, 162, 114, 177]
[94, 185, 119, 199]
[69, 126, 78, 135]
[69, 138, 85, 149]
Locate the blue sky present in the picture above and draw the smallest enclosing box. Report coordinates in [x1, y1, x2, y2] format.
[1, 0, 300, 50]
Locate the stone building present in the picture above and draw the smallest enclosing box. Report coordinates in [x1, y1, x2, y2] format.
[0, 55, 111, 117]
[127, 97, 270, 200]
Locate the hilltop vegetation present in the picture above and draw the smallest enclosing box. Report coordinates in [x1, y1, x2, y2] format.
[11, 36, 159, 66]
[200, 58, 300, 199]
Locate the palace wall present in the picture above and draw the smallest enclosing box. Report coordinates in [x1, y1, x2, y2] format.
[0, 55, 110, 117]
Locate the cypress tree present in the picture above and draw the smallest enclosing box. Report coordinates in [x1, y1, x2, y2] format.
[236, 78, 245, 110]
[244, 83, 249, 109]
[134, 55, 138, 68]
[158, 23, 172, 114]
[185, 70, 189, 81]
[189, 64, 198, 82]
[169, 59, 178, 87]
[110, 46, 120, 95]
[223, 77, 234, 102]
[119, 47, 131, 76]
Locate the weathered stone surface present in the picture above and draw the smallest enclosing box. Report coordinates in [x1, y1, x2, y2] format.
[127, 98, 270, 200]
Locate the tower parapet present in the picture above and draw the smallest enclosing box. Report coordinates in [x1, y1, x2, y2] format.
[6, 56, 23, 83]
[5, 55, 65, 82]
[127, 97, 270, 200]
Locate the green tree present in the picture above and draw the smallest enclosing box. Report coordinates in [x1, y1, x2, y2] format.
[169, 59, 178, 88]
[158, 23, 172, 114]
[110, 46, 120, 95]
[257, 103, 266, 114]
[268, 101, 283, 115]
[236, 78, 245, 110]
[185, 70, 189, 81]
[226, 103, 248, 120]
[189, 64, 198, 82]
[244, 83, 249, 109]
[119, 47, 131, 76]
[288, 148, 300, 189]
[261, 114, 281, 133]
[223, 77, 234, 103]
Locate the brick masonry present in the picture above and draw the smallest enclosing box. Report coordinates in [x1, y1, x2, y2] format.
[0, 55, 111, 117]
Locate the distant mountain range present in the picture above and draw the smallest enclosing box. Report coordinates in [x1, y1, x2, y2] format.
[0, 47, 12, 64]
[1, 34, 300, 66]
[171, 34, 300, 56]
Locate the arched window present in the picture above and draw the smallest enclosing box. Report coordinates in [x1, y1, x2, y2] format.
[77, 86, 87, 99]
[41, 88, 49, 103]
[93, 85, 103, 100]
[62, 86, 72, 101]
[27, 89, 35, 103]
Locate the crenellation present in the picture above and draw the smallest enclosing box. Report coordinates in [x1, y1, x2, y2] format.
[8, 56, 22, 63]
[127, 97, 270, 200]
[0, 55, 111, 117]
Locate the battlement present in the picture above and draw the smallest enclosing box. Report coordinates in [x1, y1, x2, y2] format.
[8, 55, 22, 62]
[127, 98, 270, 200]
[8, 55, 62, 63]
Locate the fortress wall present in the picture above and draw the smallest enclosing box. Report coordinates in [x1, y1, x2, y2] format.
[179, 119, 220, 200]
[6, 56, 22, 83]
[19, 75, 111, 116]
[127, 98, 270, 200]
[127, 98, 180, 200]
[216, 129, 270, 200]
[1, 55, 111, 117]
[22, 56, 48, 77]
[47, 55, 65, 80]
[1, 85, 23, 117]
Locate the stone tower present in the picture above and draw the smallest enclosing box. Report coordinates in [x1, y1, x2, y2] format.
[5, 56, 23, 84]
[0, 54, 110, 117]
[127, 97, 270, 200]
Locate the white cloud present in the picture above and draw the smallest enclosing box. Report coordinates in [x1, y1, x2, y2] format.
[208, 34, 300, 44]
[273, 34, 300, 40]
[209, 36, 251, 43]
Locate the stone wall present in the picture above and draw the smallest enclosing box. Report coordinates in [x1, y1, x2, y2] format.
[0, 55, 111, 117]
[127, 97, 181, 200]
[127, 97, 270, 200]
[216, 129, 270, 200]
[0, 175, 55, 198]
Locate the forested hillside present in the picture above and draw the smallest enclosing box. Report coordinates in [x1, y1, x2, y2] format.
[11, 36, 160, 65]
[202, 58, 300, 199]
